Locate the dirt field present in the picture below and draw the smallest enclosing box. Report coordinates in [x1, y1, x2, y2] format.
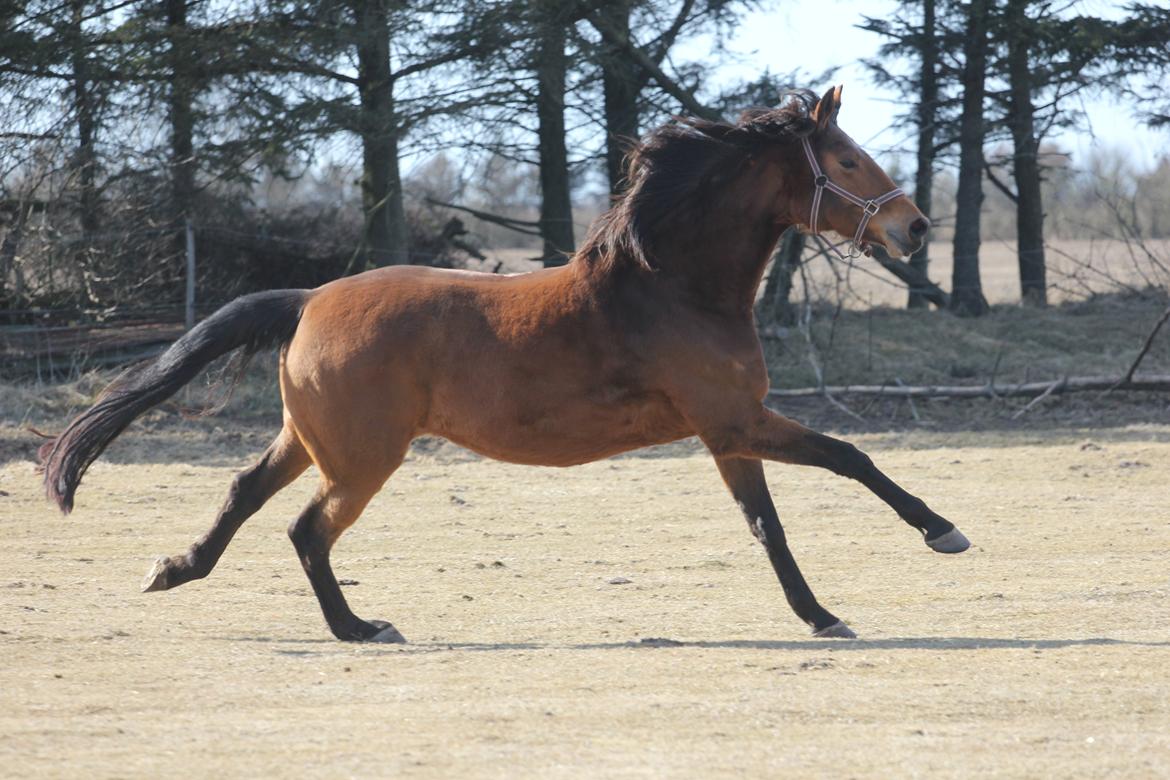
[2, 422, 1169, 778]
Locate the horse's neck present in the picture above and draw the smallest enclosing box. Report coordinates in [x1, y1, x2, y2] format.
[657, 214, 787, 315]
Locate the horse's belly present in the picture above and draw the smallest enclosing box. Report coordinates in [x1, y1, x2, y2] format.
[425, 388, 693, 467]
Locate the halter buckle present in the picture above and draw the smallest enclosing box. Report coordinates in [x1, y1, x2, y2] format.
[863, 200, 880, 216]
[814, 175, 828, 188]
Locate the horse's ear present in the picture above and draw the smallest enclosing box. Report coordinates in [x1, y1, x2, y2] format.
[812, 85, 842, 131]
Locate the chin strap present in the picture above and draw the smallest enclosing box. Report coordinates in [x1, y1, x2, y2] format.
[801, 136, 904, 260]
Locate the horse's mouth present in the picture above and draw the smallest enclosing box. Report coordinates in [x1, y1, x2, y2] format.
[863, 233, 918, 259]
[860, 240, 896, 258]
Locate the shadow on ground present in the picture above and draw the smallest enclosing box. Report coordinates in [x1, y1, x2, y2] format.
[221, 635, 1170, 658]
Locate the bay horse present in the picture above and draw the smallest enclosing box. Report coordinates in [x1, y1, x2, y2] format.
[40, 86, 968, 643]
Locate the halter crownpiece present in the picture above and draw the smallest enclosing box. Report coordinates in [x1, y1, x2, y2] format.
[801, 136, 904, 260]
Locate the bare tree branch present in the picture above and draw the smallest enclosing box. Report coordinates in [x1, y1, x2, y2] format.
[584, 9, 720, 121]
[1111, 304, 1170, 390]
[983, 162, 1019, 204]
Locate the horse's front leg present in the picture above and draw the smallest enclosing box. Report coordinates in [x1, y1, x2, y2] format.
[705, 405, 969, 553]
[715, 456, 856, 638]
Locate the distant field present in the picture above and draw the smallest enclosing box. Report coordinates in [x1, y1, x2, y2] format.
[482, 239, 1170, 309]
[801, 238, 1170, 309]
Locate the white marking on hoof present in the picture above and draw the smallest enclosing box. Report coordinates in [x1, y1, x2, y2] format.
[141, 556, 170, 593]
[926, 527, 971, 554]
[368, 623, 407, 644]
[813, 621, 857, 639]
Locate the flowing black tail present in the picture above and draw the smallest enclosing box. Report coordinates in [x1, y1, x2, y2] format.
[39, 289, 309, 513]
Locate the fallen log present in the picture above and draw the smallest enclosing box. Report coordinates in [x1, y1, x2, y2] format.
[869, 246, 951, 310]
[767, 374, 1170, 400]
[424, 198, 543, 237]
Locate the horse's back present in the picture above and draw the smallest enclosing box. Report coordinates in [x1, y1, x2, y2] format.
[293, 264, 583, 368]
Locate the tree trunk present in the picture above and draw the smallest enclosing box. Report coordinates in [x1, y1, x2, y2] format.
[69, 2, 98, 236]
[950, 0, 990, 317]
[909, 0, 937, 310]
[1006, 0, 1047, 307]
[535, 8, 575, 267]
[165, 0, 196, 310]
[69, 0, 99, 304]
[166, 0, 195, 227]
[599, 0, 639, 195]
[0, 213, 24, 310]
[760, 227, 803, 326]
[354, 1, 409, 269]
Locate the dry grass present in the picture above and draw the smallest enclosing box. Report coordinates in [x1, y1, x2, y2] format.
[763, 290, 1170, 390]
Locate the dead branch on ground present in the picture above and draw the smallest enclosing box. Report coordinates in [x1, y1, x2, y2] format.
[768, 374, 1170, 401]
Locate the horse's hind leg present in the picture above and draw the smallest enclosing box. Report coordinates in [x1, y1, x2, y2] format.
[288, 477, 405, 643]
[142, 426, 310, 592]
[715, 456, 854, 638]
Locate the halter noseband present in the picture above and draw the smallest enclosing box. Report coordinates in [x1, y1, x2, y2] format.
[801, 136, 904, 259]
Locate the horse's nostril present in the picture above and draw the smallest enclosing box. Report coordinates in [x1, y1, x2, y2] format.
[909, 217, 930, 238]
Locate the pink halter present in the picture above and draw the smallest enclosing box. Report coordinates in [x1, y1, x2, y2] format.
[801, 136, 904, 259]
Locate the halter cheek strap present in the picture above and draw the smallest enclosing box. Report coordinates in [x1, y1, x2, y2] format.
[801, 136, 904, 259]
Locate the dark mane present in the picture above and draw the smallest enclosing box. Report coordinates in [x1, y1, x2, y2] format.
[577, 89, 819, 273]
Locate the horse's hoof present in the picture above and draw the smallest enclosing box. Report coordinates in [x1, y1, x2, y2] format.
[366, 620, 407, 644]
[813, 620, 857, 639]
[141, 556, 171, 592]
[925, 527, 971, 554]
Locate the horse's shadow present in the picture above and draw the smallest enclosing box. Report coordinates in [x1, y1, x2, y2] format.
[227, 635, 1170, 657]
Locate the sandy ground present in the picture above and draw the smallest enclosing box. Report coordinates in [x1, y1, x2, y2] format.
[2, 425, 1170, 778]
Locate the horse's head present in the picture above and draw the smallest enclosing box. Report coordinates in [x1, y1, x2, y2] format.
[794, 86, 929, 259]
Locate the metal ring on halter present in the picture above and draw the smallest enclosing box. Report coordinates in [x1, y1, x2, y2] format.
[800, 136, 904, 261]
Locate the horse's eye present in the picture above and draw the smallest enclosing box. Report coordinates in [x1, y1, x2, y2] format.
[840, 159, 858, 170]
